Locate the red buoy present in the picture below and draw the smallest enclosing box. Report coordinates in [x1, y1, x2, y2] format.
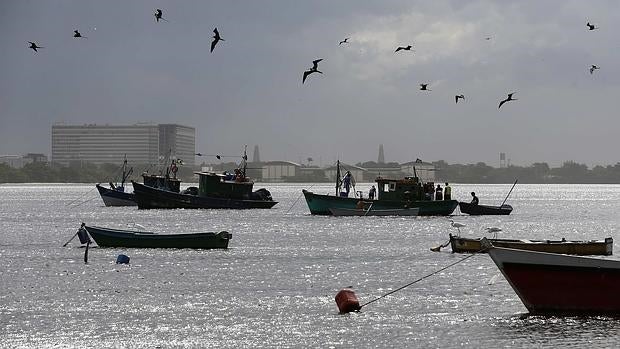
[335, 288, 361, 314]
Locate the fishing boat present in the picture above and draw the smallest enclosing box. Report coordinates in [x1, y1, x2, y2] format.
[329, 207, 420, 217]
[303, 161, 458, 216]
[459, 180, 517, 215]
[458, 202, 513, 215]
[96, 156, 182, 206]
[449, 234, 612, 255]
[81, 224, 231, 249]
[132, 146, 277, 209]
[96, 156, 137, 206]
[484, 240, 620, 315]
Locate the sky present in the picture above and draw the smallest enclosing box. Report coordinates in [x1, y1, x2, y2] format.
[1, 0, 620, 167]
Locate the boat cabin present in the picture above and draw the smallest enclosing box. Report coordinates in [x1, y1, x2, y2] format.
[142, 173, 181, 193]
[375, 176, 434, 202]
[196, 172, 254, 199]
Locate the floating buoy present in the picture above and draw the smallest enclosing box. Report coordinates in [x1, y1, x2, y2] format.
[77, 227, 91, 244]
[335, 288, 361, 314]
[116, 254, 130, 264]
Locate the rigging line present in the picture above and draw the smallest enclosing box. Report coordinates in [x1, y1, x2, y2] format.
[285, 184, 314, 214]
[68, 194, 98, 208]
[65, 186, 97, 206]
[360, 252, 481, 309]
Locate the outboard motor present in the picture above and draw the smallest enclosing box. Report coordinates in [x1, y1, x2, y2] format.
[251, 188, 273, 201]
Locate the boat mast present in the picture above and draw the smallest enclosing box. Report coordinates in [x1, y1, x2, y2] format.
[335, 160, 341, 196]
[121, 154, 127, 187]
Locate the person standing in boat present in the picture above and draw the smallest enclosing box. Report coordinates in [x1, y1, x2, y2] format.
[342, 171, 353, 197]
[470, 192, 479, 205]
[444, 183, 451, 200]
[435, 184, 443, 201]
[368, 185, 376, 200]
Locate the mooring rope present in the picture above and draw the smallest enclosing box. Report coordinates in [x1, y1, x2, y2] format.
[360, 251, 482, 308]
[285, 184, 314, 214]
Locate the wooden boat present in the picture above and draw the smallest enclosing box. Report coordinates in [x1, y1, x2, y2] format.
[329, 207, 420, 216]
[132, 146, 277, 210]
[97, 156, 182, 207]
[458, 202, 513, 215]
[484, 240, 620, 315]
[449, 234, 612, 255]
[303, 161, 458, 216]
[81, 224, 231, 249]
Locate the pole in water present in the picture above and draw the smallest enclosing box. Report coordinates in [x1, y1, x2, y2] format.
[62, 232, 79, 247]
[84, 240, 90, 264]
[335, 288, 361, 314]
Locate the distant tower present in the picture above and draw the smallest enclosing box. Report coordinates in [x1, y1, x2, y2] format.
[499, 152, 506, 168]
[378, 144, 385, 164]
[253, 145, 260, 162]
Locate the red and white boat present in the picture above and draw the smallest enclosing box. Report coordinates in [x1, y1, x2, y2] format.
[486, 242, 620, 315]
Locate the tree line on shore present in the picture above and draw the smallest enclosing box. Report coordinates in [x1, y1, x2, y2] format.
[2, 160, 620, 184]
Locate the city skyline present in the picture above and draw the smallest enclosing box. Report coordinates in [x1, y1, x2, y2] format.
[2, 1, 620, 167]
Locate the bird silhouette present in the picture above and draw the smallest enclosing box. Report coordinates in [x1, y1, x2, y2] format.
[211, 27, 224, 53]
[419, 84, 430, 91]
[28, 41, 43, 52]
[498, 92, 517, 109]
[339, 38, 349, 45]
[395, 45, 413, 53]
[154, 9, 167, 22]
[586, 22, 598, 30]
[302, 59, 323, 84]
[73, 30, 87, 38]
[455, 94, 465, 104]
[590, 65, 600, 74]
[450, 220, 465, 234]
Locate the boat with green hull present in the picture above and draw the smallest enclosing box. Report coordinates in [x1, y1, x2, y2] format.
[302, 161, 458, 216]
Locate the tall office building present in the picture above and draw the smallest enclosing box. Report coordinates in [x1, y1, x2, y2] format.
[378, 144, 385, 164]
[51, 123, 195, 166]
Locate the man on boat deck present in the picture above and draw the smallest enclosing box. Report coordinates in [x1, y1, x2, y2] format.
[368, 185, 376, 200]
[470, 192, 479, 205]
[435, 184, 443, 201]
[342, 171, 353, 197]
[444, 183, 451, 200]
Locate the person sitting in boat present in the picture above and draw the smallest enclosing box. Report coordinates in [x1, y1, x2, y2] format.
[444, 183, 451, 200]
[368, 185, 376, 200]
[435, 184, 443, 201]
[470, 192, 479, 205]
[342, 171, 353, 197]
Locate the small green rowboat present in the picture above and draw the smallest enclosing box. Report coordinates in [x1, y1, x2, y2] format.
[82, 225, 231, 249]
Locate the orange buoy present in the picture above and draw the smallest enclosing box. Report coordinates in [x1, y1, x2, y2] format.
[335, 288, 361, 314]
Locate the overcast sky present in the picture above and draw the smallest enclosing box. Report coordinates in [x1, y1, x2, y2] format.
[1, 0, 619, 167]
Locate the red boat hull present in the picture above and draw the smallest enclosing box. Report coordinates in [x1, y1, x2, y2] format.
[488, 246, 620, 315]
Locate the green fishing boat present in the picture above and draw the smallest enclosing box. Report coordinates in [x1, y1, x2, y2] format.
[303, 161, 458, 216]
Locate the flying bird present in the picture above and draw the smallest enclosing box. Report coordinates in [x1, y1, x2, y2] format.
[590, 65, 600, 74]
[586, 22, 598, 30]
[211, 27, 224, 52]
[419, 84, 430, 91]
[498, 92, 517, 109]
[455, 94, 465, 104]
[339, 37, 349, 45]
[154, 9, 167, 22]
[28, 41, 43, 52]
[302, 59, 323, 84]
[73, 30, 87, 38]
[395, 45, 413, 53]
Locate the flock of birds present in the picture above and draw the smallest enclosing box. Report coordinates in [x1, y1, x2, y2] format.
[25, 10, 602, 110]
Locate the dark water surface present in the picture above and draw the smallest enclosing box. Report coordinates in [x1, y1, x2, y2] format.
[1, 183, 620, 348]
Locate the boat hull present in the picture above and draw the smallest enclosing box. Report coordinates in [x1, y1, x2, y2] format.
[84, 225, 231, 249]
[303, 190, 457, 216]
[329, 207, 419, 216]
[96, 184, 137, 207]
[133, 181, 278, 209]
[459, 202, 512, 215]
[488, 246, 620, 315]
[450, 235, 612, 255]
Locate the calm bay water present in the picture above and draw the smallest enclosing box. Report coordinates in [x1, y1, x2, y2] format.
[1, 183, 620, 348]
